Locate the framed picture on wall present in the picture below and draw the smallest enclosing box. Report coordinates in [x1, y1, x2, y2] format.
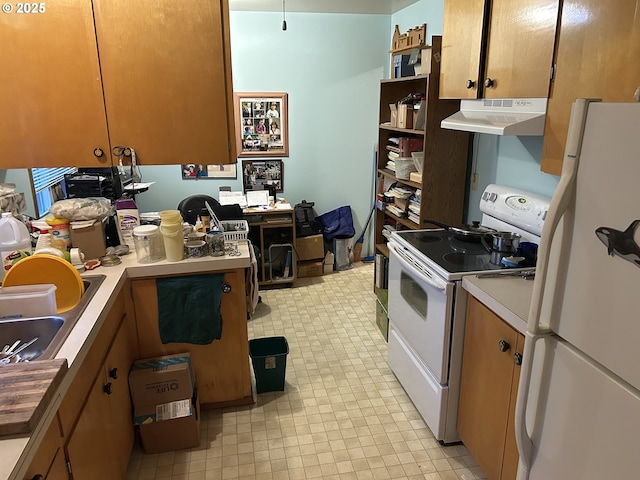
[181, 164, 237, 179]
[234, 92, 288, 157]
[242, 160, 283, 193]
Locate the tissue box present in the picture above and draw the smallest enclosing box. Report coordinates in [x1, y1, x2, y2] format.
[0, 193, 26, 214]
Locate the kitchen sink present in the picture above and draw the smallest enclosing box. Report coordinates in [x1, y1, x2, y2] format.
[0, 274, 106, 362]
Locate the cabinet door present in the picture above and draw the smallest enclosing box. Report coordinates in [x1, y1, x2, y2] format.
[23, 416, 62, 480]
[483, 0, 559, 99]
[440, 0, 559, 99]
[102, 318, 135, 478]
[501, 334, 523, 480]
[458, 296, 519, 480]
[440, 0, 487, 99]
[65, 372, 114, 480]
[132, 269, 252, 405]
[93, 0, 236, 165]
[541, 0, 640, 175]
[0, 0, 110, 168]
[44, 448, 69, 480]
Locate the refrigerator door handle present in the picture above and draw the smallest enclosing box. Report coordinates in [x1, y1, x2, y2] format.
[526, 99, 596, 336]
[515, 331, 552, 477]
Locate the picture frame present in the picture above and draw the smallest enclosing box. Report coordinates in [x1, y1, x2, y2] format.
[234, 92, 288, 157]
[242, 160, 283, 193]
[181, 164, 237, 179]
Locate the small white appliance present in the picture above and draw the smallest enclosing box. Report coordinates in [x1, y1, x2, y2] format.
[387, 185, 551, 443]
[515, 99, 640, 478]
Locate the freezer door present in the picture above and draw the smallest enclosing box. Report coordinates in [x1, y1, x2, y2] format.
[518, 337, 640, 479]
[538, 102, 640, 390]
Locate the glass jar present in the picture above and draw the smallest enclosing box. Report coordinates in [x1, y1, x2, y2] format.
[206, 228, 225, 257]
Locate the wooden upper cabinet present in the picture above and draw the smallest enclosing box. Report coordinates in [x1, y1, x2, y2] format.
[440, 0, 487, 99]
[0, 0, 110, 169]
[541, 0, 640, 175]
[94, 0, 237, 166]
[440, 0, 560, 99]
[0, 0, 236, 168]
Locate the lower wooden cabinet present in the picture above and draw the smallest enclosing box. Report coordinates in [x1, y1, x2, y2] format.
[131, 268, 252, 406]
[56, 288, 135, 479]
[458, 295, 523, 480]
[22, 416, 64, 480]
[65, 318, 134, 479]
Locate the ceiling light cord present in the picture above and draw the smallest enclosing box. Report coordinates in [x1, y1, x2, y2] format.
[282, 0, 287, 30]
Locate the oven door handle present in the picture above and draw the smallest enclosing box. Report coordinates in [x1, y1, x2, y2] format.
[389, 241, 447, 291]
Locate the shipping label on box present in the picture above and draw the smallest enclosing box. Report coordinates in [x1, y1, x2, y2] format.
[129, 353, 195, 408]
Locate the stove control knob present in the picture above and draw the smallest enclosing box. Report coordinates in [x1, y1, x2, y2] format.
[489, 193, 498, 202]
[498, 339, 510, 352]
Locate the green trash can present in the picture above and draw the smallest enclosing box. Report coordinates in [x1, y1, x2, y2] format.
[249, 336, 289, 393]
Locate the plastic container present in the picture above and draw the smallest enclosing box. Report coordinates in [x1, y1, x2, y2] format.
[0, 212, 33, 280]
[132, 225, 165, 264]
[0, 284, 57, 319]
[116, 198, 140, 250]
[248, 336, 289, 393]
[45, 216, 71, 251]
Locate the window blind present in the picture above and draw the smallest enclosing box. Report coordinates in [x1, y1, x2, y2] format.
[31, 167, 77, 192]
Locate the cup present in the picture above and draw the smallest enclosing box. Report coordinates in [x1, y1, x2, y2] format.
[185, 240, 207, 258]
[517, 241, 538, 265]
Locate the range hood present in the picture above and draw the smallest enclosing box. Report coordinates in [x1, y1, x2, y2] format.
[441, 98, 548, 136]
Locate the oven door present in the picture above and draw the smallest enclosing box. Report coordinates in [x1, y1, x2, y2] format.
[388, 241, 455, 383]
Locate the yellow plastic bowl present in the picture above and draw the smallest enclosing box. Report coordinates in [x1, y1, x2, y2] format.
[2, 254, 85, 313]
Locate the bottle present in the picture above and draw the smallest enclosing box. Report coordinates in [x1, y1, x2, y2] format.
[116, 198, 140, 250]
[0, 212, 32, 279]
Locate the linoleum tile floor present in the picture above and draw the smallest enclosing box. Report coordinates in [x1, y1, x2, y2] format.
[126, 261, 487, 480]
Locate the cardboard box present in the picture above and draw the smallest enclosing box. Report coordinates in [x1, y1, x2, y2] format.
[70, 217, 107, 260]
[296, 234, 324, 261]
[129, 353, 195, 408]
[323, 252, 334, 274]
[297, 260, 323, 278]
[135, 390, 201, 454]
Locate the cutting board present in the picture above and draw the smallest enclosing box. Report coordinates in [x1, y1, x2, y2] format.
[0, 358, 68, 435]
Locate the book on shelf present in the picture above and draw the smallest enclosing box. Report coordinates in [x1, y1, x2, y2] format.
[386, 203, 406, 217]
[408, 212, 420, 224]
[386, 137, 423, 156]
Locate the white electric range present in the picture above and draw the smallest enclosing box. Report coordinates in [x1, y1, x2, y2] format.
[386, 184, 551, 443]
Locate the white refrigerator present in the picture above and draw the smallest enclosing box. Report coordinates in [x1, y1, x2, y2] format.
[515, 99, 640, 479]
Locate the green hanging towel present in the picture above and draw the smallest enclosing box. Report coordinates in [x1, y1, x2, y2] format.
[156, 273, 225, 344]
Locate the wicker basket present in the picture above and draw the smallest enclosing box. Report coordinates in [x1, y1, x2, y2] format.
[220, 220, 249, 241]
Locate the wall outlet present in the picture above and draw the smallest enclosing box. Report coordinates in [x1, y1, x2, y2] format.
[471, 172, 479, 191]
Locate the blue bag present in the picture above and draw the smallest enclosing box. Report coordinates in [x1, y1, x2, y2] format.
[317, 205, 355, 241]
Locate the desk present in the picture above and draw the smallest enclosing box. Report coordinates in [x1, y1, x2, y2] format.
[244, 208, 296, 287]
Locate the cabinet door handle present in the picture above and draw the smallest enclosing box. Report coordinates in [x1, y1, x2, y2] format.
[103, 382, 112, 395]
[222, 283, 231, 293]
[498, 339, 510, 352]
[514, 352, 523, 366]
[31, 475, 44, 480]
[93, 147, 104, 158]
[484, 77, 495, 88]
[109, 367, 118, 379]
[466, 79, 475, 89]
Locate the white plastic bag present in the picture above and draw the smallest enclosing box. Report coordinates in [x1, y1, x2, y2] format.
[49, 197, 112, 220]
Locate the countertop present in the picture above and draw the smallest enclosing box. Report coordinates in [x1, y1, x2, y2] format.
[0, 243, 251, 480]
[462, 274, 535, 334]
